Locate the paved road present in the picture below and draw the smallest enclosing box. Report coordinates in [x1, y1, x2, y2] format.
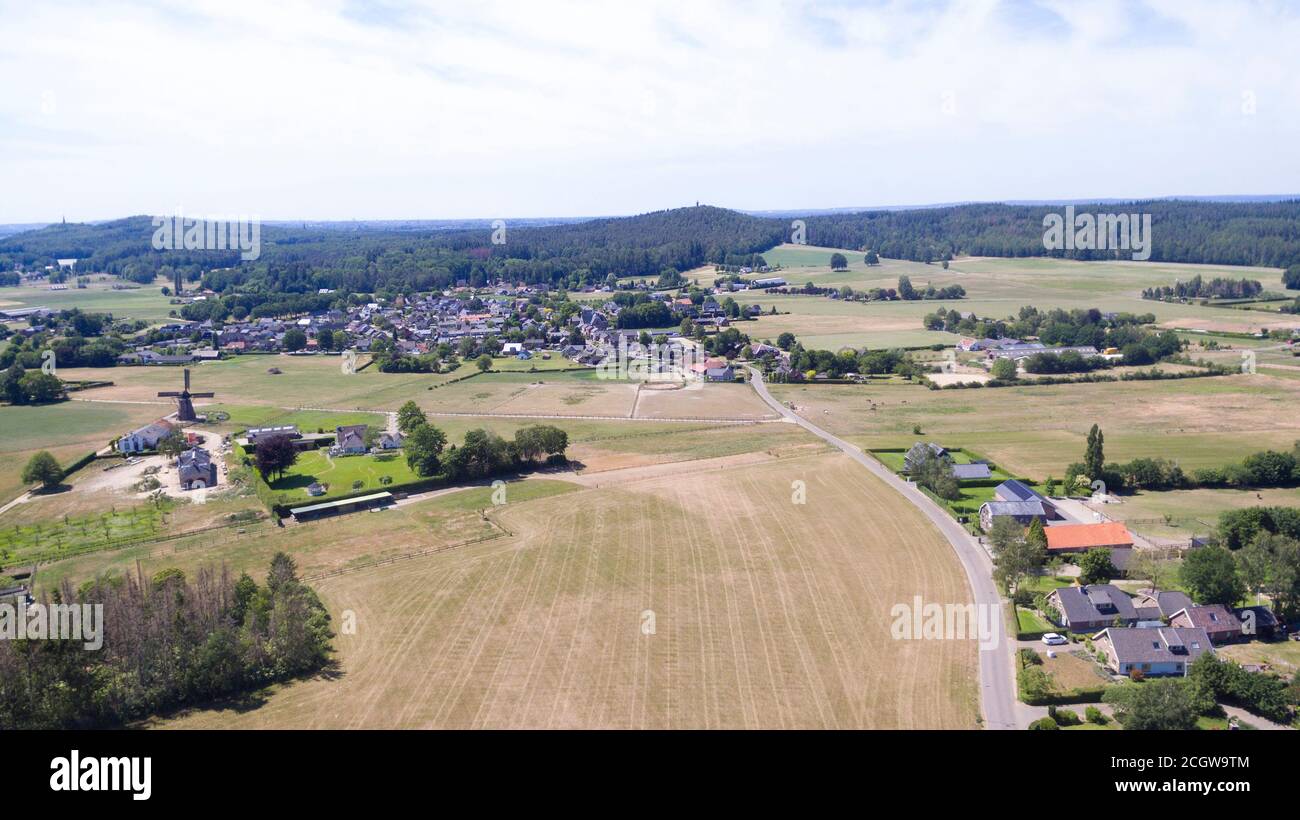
[743, 366, 1020, 730]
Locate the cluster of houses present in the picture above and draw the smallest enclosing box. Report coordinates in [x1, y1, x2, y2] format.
[238, 423, 402, 458]
[111, 284, 764, 368]
[113, 419, 216, 490]
[1045, 584, 1280, 677]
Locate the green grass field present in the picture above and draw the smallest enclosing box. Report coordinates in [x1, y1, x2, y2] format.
[0, 400, 162, 504]
[0, 504, 163, 565]
[0, 275, 177, 324]
[267, 449, 422, 501]
[737, 246, 1299, 351]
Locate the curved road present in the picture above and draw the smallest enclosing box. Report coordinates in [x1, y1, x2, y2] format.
[744, 366, 1019, 730]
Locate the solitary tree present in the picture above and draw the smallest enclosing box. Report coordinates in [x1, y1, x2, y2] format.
[829, 253, 848, 271]
[254, 434, 298, 481]
[475, 354, 493, 372]
[396, 400, 427, 435]
[990, 357, 1018, 381]
[1084, 424, 1105, 480]
[22, 451, 63, 490]
[405, 424, 448, 477]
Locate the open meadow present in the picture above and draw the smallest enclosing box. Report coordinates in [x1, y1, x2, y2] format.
[146, 453, 977, 729]
[769, 371, 1300, 480]
[737, 245, 1299, 351]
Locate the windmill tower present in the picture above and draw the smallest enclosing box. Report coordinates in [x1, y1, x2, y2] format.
[158, 368, 215, 422]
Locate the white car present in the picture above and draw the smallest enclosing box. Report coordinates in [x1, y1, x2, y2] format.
[1041, 633, 1068, 646]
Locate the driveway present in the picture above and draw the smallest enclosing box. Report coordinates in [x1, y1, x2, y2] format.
[744, 366, 1021, 729]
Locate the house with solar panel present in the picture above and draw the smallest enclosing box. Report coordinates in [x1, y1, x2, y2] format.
[978, 479, 1058, 531]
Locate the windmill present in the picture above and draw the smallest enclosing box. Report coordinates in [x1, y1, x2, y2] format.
[158, 368, 214, 422]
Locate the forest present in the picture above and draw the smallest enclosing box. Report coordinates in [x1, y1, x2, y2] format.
[3, 201, 1299, 301]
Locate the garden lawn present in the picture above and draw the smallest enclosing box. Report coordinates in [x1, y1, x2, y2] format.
[268, 450, 422, 501]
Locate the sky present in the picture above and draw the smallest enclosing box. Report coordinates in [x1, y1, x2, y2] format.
[2, 0, 1299, 222]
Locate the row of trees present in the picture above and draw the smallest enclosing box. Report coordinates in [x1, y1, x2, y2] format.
[1142, 275, 1265, 301]
[397, 401, 568, 481]
[0, 554, 333, 729]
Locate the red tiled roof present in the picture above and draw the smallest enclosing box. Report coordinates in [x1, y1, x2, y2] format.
[1045, 522, 1134, 551]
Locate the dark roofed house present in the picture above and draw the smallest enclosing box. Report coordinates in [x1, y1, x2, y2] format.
[177, 447, 216, 490]
[1133, 589, 1194, 620]
[1045, 584, 1139, 632]
[903, 441, 946, 472]
[978, 500, 1046, 531]
[951, 462, 992, 480]
[993, 478, 1057, 520]
[334, 424, 369, 455]
[1169, 604, 1246, 645]
[1094, 626, 1213, 677]
[1234, 605, 1280, 640]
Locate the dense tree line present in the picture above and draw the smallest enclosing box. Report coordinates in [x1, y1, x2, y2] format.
[6, 203, 1299, 300]
[799, 200, 1300, 267]
[0, 554, 333, 729]
[1142, 275, 1264, 301]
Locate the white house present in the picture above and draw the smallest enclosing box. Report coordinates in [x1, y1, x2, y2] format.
[117, 420, 176, 454]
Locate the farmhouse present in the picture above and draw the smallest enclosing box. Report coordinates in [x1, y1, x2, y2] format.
[1093, 626, 1213, 677]
[177, 447, 217, 490]
[979, 500, 1047, 531]
[1046, 584, 1141, 631]
[116, 420, 176, 454]
[1168, 605, 1245, 645]
[903, 441, 946, 472]
[334, 424, 368, 455]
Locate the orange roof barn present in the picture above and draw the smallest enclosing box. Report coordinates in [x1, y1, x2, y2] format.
[1044, 522, 1134, 552]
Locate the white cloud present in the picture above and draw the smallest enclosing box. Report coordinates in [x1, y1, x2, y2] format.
[1, 0, 1297, 221]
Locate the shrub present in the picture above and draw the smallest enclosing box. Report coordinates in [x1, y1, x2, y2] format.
[1085, 706, 1107, 725]
[1019, 648, 1043, 666]
[351, 479, 364, 490]
[1028, 717, 1059, 730]
[1053, 708, 1082, 726]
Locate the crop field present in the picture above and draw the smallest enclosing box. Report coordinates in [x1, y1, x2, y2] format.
[770, 371, 1300, 480]
[155, 453, 978, 729]
[739, 245, 1299, 350]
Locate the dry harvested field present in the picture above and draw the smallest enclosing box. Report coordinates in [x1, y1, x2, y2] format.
[157, 453, 978, 729]
[632, 381, 777, 420]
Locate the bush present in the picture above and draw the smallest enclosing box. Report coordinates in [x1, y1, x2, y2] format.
[1052, 707, 1082, 726]
[351, 479, 364, 490]
[1028, 717, 1060, 730]
[1085, 706, 1107, 725]
[1019, 648, 1043, 666]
